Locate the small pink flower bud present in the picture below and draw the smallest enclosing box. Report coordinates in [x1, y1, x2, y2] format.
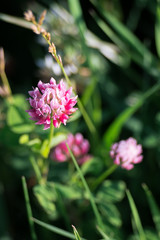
[51, 133, 91, 165]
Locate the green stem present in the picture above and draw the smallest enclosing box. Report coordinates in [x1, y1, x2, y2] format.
[77, 99, 96, 134]
[48, 118, 54, 152]
[91, 165, 118, 191]
[29, 155, 42, 184]
[66, 143, 104, 229]
[55, 54, 96, 134]
[55, 55, 71, 87]
[22, 176, 37, 240]
[44, 35, 96, 134]
[41, 119, 54, 183]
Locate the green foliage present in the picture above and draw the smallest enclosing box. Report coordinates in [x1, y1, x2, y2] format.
[6, 94, 35, 134]
[96, 180, 126, 234]
[96, 180, 126, 203]
[33, 183, 57, 219]
[0, 0, 160, 239]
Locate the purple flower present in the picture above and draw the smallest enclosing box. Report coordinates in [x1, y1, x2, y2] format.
[51, 133, 92, 165]
[110, 137, 143, 170]
[27, 78, 77, 129]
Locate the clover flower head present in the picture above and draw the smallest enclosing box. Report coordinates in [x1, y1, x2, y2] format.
[27, 78, 77, 129]
[51, 133, 91, 165]
[110, 137, 143, 170]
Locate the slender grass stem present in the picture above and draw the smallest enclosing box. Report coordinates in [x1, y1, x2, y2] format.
[91, 165, 118, 191]
[32, 217, 87, 240]
[126, 190, 146, 240]
[77, 99, 96, 133]
[42, 28, 96, 134]
[66, 143, 104, 229]
[22, 176, 37, 240]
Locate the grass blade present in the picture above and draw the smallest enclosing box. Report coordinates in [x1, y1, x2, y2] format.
[0, 13, 32, 29]
[32, 217, 86, 240]
[90, 0, 158, 74]
[22, 176, 37, 240]
[142, 184, 160, 237]
[72, 225, 82, 240]
[126, 190, 146, 240]
[155, 1, 160, 58]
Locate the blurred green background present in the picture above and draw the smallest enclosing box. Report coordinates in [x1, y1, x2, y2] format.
[0, 0, 160, 239]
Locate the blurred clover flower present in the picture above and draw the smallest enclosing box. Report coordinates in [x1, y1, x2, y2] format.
[27, 78, 77, 129]
[110, 137, 143, 170]
[51, 133, 92, 164]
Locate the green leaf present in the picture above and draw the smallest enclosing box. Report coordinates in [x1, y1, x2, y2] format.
[81, 157, 103, 176]
[50, 132, 67, 148]
[33, 183, 57, 219]
[40, 139, 49, 158]
[142, 184, 160, 237]
[99, 203, 122, 227]
[143, 135, 159, 148]
[96, 225, 115, 240]
[7, 105, 34, 133]
[7, 95, 34, 134]
[19, 134, 29, 144]
[68, 110, 81, 122]
[8, 157, 30, 170]
[96, 180, 126, 203]
[54, 183, 82, 200]
[103, 100, 142, 149]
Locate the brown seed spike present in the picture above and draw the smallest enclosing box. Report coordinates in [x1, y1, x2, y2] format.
[0, 48, 5, 74]
[24, 10, 35, 22]
[58, 55, 62, 65]
[31, 25, 41, 34]
[39, 10, 47, 26]
[48, 43, 56, 55]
